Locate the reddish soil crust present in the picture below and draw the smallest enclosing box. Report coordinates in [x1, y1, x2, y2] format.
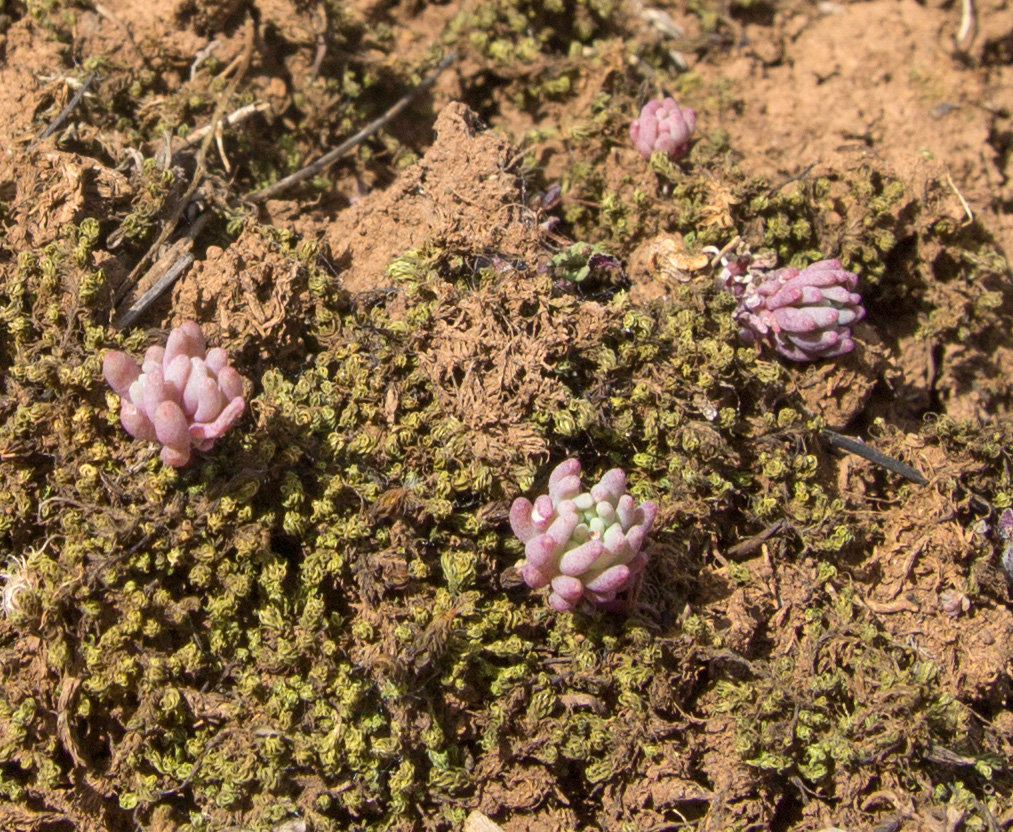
[320, 102, 543, 297]
[0, 0, 1011, 830]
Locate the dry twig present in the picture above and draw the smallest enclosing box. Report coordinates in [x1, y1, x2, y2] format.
[956, 0, 976, 49]
[247, 50, 456, 204]
[191, 39, 221, 80]
[945, 170, 974, 225]
[821, 429, 928, 485]
[34, 72, 97, 144]
[726, 519, 787, 559]
[173, 102, 269, 154]
[114, 44, 453, 327]
[113, 19, 256, 312]
[114, 225, 204, 330]
[311, 2, 329, 79]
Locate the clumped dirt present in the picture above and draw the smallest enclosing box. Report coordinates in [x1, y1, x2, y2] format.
[0, 0, 1012, 831]
[322, 102, 542, 295]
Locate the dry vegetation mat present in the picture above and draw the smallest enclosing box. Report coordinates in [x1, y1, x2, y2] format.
[0, 0, 1012, 830]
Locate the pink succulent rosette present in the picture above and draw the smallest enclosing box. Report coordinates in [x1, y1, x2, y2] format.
[629, 97, 696, 161]
[103, 320, 246, 467]
[509, 459, 657, 612]
[733, 259, 865, 362]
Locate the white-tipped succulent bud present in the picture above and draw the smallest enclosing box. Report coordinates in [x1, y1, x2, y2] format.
[509, 459, 657, 611]
[103, 321, 246, 467]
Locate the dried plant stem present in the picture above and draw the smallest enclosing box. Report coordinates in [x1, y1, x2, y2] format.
[706, 235, 742, 268]
[957, 0, 976, 48]
[174, 102, 270, 154]
[113, 18, 255, 311]
[35, 72, 97, 143]
[114, 217, 208, 329]
[190, 39, 221, 80]
[768, 162, 817, 196]
[821, 429, 928, 485]
[726, 519, 787, 559]
[311, 2, 328, 80]
[247, 50, 456, 205]
[946, 170, 974, 225]
[113, 44, 452, 328]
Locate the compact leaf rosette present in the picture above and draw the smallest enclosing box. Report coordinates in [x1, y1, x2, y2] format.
[629, 96, 696, 161]
[510, 459, 657, 611]
[103, 320, 246, 467]
[721, 256, 866, 362]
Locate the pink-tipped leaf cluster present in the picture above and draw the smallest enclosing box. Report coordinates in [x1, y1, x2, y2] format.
[103, 320, 246, 467]
[510, 459, 657, 611]
[729, 258, 865, 362]
[629, 97, 696, 161]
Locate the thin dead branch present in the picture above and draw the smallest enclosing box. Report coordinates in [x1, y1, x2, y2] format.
[114, 219, 206, 329]
[56, 676, 86, 768]
[34, 72, 97, 144]
[311, 2, 328, 80]
[768, 162, 818, 196]
[191, 39, 221, 80]
[726, 519, 787, 559]
[945, 170, 974, 225]
[956, 0, 976, 49]
[174, 102, 269, 155]
[821, 429, 928, 485]
[114, 44, 452, 328]
[247, 50, 456, 204]
[113, 18, 256, 312]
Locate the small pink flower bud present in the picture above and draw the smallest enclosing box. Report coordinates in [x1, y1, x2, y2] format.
[630, 97, 696, 161]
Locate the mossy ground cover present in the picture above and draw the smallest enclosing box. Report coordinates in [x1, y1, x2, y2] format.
[0, 1, 1012, 830]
